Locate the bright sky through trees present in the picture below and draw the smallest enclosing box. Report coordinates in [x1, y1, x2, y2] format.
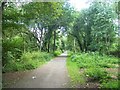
[68, 0, 90, 11]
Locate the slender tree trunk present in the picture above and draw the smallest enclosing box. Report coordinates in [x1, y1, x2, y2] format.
[53, 30, 56, 52]
[48, 42, 50, 53]
[47, 25, 54, 53]
[69, 32, 84, 52]
[73, 38, 76, 52]
[76, 37, 84, 52]
[47, 30, 51, 53]
[84, 40, 87, 52]
[39, 28, 43, 51]
[1, 2, 6, 11]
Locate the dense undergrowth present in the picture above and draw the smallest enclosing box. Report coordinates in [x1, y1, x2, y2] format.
[53, 50, 62, 56]
[3, 50, 62, 73]
[67, 51, 119, 88]
[2, 51, 54, 73]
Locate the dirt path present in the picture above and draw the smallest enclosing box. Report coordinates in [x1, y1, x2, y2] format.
[3, 52, 70, 88]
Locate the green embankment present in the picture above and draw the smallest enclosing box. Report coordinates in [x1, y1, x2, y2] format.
[67, 51, 119, 88]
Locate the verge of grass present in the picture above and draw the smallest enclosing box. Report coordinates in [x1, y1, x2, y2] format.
[67, 54, 85, 87]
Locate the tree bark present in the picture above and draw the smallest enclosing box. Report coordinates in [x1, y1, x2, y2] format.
[53, 30, 56, 52]
[69, 32, 84, 52]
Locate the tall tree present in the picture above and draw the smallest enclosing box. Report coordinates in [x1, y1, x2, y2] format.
[72, 1, 117, 53]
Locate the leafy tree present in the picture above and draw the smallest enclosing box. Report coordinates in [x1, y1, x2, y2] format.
[2, 1, 75, 66]
[72, 1, 117, 53]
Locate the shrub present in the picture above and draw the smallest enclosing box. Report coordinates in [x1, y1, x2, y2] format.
[3, 51, 53, 72]
[84, 67, 109, 81]
[69, 52, 118, 69]
[21, 51, 52, 62]
[101, 80, 119, 88]
[3, 61, 23, 72]
[2, 36, 24, 66]
[67, 52, 119, 88]
[53, 50, 61, 56]
[70, 55, 78, 62]
[68, 51, 74, 57]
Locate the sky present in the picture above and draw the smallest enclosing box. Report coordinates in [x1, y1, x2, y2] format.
[68, 0, 91, 11]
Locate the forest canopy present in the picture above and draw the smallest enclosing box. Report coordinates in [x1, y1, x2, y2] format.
[2, 0, 119, 72]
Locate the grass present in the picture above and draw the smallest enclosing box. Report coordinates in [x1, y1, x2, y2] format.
[3, 51, 53, 72]
[67, 58, 85, 87]
[67, 51, 119, 88]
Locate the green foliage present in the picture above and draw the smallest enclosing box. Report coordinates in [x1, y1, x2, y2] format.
[21, 51, 52, 62]
[101, 80, 119, 88]
[2, 36, 24, 65]
[2, 51, 52, 72]
[69, 52, 118, 69]
[67, 52, 119, 88]
[67, 51, 74, 57]
[53, 50, 62, 56]
[67, 56, 85, 87]
[70, 1, 117, 53]
[22, 2, 73, 52]
[2, 2, 73, 73]
[84, 67, 109, 81]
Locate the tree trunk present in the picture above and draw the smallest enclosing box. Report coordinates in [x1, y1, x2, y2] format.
[76, 37, 84, 52]
[69, 32, 84, 52]
[53, 30, 56, 52]
[73, 38, 76, 52]
[48, 42, 50, 53]
[39, 28, 43, 51]
[47, 30, 51, 53]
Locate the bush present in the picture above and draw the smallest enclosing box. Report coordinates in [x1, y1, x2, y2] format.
[3, 51, 53, 72]
[2, 36, 24, 66]
[67, 52, 119, 88]
[21, 51, 52, 61]
[84, 67, 109, 81]
[70, 55, 78, 62]
[3, 61, 23, 72]
[68, 52, 118, 69]
[53, 50, 61, 56]
[101, 80, 119, 88]
[68, 51, 74, 57]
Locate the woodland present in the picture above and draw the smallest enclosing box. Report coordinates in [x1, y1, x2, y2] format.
[2, 0, 120, 88]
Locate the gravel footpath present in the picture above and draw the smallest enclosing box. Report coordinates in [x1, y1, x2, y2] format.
[3, 52, 70, 88]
